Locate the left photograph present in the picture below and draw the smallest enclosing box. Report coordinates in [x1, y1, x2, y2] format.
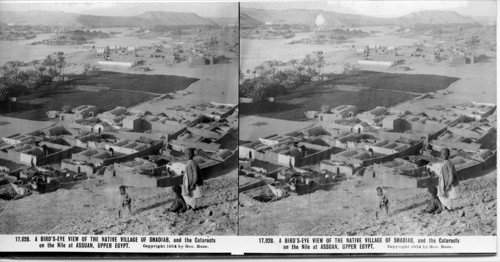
[0, 1, 239, 235]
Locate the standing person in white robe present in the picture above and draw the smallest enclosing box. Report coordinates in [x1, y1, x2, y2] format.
[436, 148, 459, 211]
[181, 148, 203, 210]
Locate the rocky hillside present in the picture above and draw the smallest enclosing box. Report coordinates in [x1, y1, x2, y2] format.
[239, 168, 496, 236]
[0, 10, 83, 27]
[240, 8, 477, 28]
[240, 13, 264, 29]
[0, 168, 238, 236]
[396, 10, 477, 25]
[0, 10, 217, 27]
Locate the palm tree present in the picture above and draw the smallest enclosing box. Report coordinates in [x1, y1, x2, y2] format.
[296, 65, 305, 78]
[0, 83, 9, 101]
[43, 55, 57, 79]
[56, 53, 66, 82]
[31, 59, 39, 71]
[245, 69, 252, 79]
[289, 59, 298, 71]
[251, 82, 268, 101]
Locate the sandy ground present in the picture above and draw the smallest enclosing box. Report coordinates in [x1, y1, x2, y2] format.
[0, 116, 55, 137]
[240, 31, 425, 72]
[390, 60, 497, 112]
[239, 168, 496, 236]
[61, 52, 238, 112]
[0, 168, 238, 235]
[239, 115, 315, 141]
[131, 62, 239, 113]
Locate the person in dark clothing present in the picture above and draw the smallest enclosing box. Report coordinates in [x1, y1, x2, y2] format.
[421, 186, 443, 214]
[167, 185, 187, 213]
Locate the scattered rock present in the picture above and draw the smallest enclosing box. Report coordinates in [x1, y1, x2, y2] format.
[346, 231, 357, 236]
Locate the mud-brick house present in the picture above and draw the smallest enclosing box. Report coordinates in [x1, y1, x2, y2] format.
[449, 55, 467, 65]
[61, 159, 98, 176]
[188, 56, 207, 66]
[72, 139, 163, 166]
[365, 158, 432, 188]
[319, 105, 358, 123]
[451, 102, 496, 120]
[97, 107, 127, 126]
[0, 141, 78, 166]
[122, 116, 142, 131]
[60, 105, 98, 122]
[357, 106, 388, 126]
[169, 131, 221, 153]
[2, 134, 35, 146]
[329, 138, 423, 171]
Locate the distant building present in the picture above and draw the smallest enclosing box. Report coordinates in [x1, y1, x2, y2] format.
[355, 46, 367, 53]
[449, 56, 467, 65]
[73, 105, 98, 118]
[96, 47, 107, 54]
[382, 116, 403, 132]
[319, 105, 358, 123]
[188, 56, 207, 66]
[357, 106, 388, 125]
[122, 116, 142, 131]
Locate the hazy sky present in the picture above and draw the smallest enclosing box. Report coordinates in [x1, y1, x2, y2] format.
[0, 1, 238, 18]
[241, 0, 497, 18]
[0, 0, 496, 18]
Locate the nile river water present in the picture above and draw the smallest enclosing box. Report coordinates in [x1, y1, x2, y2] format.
[0, 29, 169, 65]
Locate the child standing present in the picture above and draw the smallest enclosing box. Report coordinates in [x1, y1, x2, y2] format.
[167, 185, 187, 213]
[375, 186, 389, 219]
[118, 185, 132, 219]
[421, 186, 443, 214]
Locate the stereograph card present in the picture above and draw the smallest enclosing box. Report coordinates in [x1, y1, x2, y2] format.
[0, 0, 497, 259]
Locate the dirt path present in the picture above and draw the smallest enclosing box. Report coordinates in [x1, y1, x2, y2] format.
[374, 88, 423, 96]
[239, 115, 315, 141]
[239, 169, 496, 236]
[0, 116, 56, 137]
[110, 88, 163, 96]
[0, 168, 238, 236]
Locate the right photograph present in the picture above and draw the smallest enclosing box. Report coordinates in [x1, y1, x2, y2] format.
[238, 0, 497, 236]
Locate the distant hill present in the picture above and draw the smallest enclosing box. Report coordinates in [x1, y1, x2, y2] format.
[135, 11, 217, 26]
[240, 13, 264, 28]
[470, 15, 496, 24]
[0, 10, 217, 27]
[240, 8, 478, 27]
[0, 10, 82, 27]
[209, 17, 238, 26]
[396, 10, 477, 25]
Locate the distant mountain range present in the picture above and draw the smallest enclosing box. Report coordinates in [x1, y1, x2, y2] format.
[209, 17, 239, 26]
[0, 8, 484, 29]
[240, 13, 264, 28]
[240, 8, 478, 28]
[0, 10, 218, 27]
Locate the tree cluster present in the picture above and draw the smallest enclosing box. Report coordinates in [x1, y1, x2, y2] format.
[240, 53, 325, 100]
[0, 53, 66, 101]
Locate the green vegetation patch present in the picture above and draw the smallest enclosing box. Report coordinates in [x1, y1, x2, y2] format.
[68, 71, 199, 94]
[240, 71, 459, 121]
[240, 89, 418, 121]
[0, 89, 156, 121]
[324, 71, 459, 94]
